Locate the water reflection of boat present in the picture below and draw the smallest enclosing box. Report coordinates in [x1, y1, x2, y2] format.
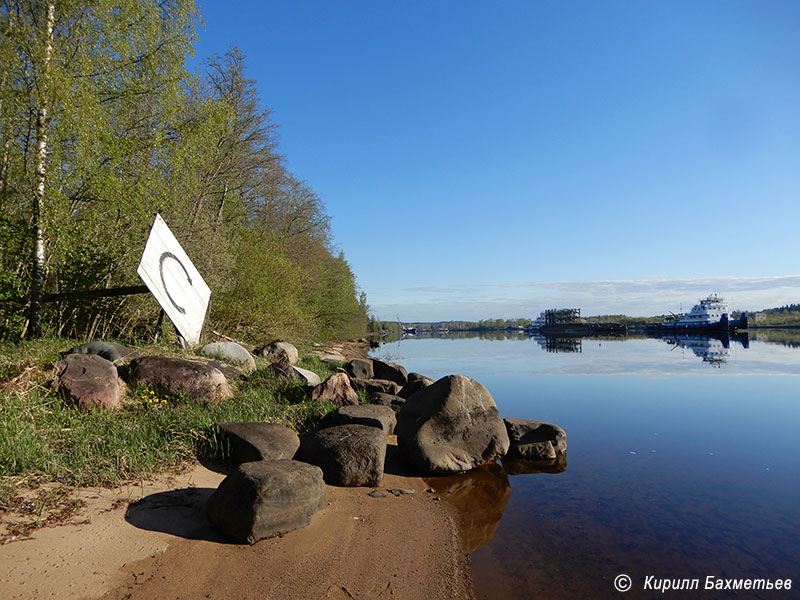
[525, 308, 626, 336]
[647, 294, 748, 333]
[531, 333, 583, 353]
[649, 330, 749, 367]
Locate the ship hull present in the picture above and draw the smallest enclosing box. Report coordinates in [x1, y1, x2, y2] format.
[647, 313, 748, 333]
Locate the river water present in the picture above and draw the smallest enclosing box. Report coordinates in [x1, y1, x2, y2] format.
[371, 331, 800, 599]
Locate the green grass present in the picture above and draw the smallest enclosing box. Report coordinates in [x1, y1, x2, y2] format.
[0, 336, 339, 503]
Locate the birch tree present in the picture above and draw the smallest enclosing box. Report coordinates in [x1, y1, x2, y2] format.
[0, 0, 198, 337]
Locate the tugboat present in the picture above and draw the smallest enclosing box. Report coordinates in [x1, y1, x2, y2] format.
[647, 294, 748, 333]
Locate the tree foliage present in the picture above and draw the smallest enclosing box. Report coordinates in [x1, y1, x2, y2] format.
[0, 4, 367, 343]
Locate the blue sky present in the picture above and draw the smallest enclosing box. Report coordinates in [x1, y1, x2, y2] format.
[193, 1, 800, 319]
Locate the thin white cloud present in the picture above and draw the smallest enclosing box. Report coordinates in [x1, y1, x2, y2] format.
[375, 275, 800, 320]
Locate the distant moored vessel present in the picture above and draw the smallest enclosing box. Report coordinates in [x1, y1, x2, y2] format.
[648, 294, 748, 333]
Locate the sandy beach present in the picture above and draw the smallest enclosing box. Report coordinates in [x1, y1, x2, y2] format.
[0, 446, 474, 600]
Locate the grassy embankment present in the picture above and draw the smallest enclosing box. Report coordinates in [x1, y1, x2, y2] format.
[0, 337, 352, 511]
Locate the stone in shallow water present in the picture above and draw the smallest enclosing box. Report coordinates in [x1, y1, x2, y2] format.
[395, 375, 510, 474]
[503, 418, 567, 461]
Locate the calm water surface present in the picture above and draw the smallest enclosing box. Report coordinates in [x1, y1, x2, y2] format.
[371, 332, 800, 599]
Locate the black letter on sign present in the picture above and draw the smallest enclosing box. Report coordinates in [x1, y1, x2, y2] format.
[159, 252, 192, 315]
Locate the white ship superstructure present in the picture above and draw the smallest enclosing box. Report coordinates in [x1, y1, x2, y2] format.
[650, 294, 747, 332]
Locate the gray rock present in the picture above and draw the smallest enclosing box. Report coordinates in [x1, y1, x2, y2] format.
[398, 374, 434, 399]
[253, 341, 299, 365]
[217, 422, 300, 464]
[395, 375, 510, 474]
[369, 392, 406, 414]
[269, 362, 321, 387]
[346, 358, 374, 380]
[371, 359, 408, 385]
[128, 356, 232, 403]
[387, 488, 416, 496]
[189, 358, 245, 381]
[206, 459, 325, 544]
[64, 341, 134, 364]
[310, 372, 359, 406]
[407, 372, 431, 383]
[368, 490, 387, 498]
[299, 424, 387, 487]
[350, 377, 401, 396]
[503, 418, 567, 460]
[321, 404, 397, 435]
[54, 354, 120, 410]
[314, 351, 347, 363]
[199, 342, 256, 373]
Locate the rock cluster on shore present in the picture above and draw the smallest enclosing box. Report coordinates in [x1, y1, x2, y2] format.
[52, 338, 567, 545]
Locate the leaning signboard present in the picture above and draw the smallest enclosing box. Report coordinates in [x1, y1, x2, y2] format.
[136, 214, 211, 345]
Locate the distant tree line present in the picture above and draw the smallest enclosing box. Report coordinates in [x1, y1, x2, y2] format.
[747, 304, 800, 326]
[0, 1, 366, 342]
[369, 318, 534, 334]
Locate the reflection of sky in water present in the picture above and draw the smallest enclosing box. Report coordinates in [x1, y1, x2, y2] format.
[376, 336, 800, 377]
[372, 335, 800, 599]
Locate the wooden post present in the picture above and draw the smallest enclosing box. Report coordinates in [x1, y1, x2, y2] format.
[153, 309, 165, 342]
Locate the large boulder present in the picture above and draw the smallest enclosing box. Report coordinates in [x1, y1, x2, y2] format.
[269, 362, 321, 387]
[299, 424, 386, 487]
[206, 459, 325, 544]
[368, 392, 406, 414]
[371, 359, 408, 385]
[217, 422, 300, 464]
[345, 358, 374, 380]
[398, 373, 434, 399]
[395, 375, 510, 474]
[504, 418, 567, 461]
[310, 372, 359, 407]
[349, 377, 401, 396]
[199, 342, 255, 373]
[54, 354, 120, 410]
[64, 341, 134, 364]
[321, 404, 397, 435]
[253, 341, 299, 365]
[128, 356, 232, 403]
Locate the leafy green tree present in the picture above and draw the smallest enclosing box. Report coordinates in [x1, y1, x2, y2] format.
[0, 0, 199, 337]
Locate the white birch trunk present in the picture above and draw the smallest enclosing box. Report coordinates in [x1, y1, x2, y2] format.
[27, 1, 55, 338]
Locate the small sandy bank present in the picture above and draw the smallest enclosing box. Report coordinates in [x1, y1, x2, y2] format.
[1, 448, 474, 600]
